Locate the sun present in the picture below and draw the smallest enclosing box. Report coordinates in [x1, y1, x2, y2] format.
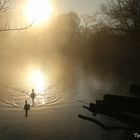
[24, 0, 53, 25]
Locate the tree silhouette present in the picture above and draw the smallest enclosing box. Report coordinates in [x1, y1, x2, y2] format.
[0, 0, 33, 32]
[99, 0, 140, 32]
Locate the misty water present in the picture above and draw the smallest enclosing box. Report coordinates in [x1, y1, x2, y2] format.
[0, 31, 139, 140]
[0, 58, 136, 140]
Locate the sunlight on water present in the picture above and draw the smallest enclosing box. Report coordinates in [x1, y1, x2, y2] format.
[27, 69, 45, 94]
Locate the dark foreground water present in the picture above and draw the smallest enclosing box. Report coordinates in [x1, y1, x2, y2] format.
[0, 65, 138, 140]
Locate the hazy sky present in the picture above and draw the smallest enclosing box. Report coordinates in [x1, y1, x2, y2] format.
[10, 0, 106, 26]
[54, 0, 105, 14]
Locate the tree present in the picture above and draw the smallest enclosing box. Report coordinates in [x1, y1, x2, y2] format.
[80, 14, 97, 38]
[99, 0, 140, 32]
[49, 12, 81, 47]
[55, 12, 81, 40]
[0, 0, 33, 32]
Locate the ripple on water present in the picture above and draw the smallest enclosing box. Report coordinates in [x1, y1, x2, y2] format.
[0, 83, 69, 110]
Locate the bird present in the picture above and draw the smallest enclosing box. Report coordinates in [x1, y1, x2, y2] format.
[24, 100, 30, 117]
[30, 89, 36, 104]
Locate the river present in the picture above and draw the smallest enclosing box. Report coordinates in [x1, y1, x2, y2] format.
[0, 60, 135, 140]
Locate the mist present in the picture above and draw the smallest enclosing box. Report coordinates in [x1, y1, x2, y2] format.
[0, 11, 140, 86]
[0, 1, 140, 140]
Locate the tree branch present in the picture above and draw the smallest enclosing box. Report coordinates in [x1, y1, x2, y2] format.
[0, 22, 34, 32]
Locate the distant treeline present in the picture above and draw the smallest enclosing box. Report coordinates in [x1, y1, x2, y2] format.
[1, 0, 140, 81]
[40, 0, 140, 79]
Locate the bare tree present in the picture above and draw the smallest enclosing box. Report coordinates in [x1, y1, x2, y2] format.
[0, 0, 33, 32]
[80, 14, 97, 37]
[99, 0, 140, 32]
[0, 0, 11, 13]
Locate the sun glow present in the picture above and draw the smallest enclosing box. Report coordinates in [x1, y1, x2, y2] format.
[28, 70, 45, 93]
[24, 0, 53, 25]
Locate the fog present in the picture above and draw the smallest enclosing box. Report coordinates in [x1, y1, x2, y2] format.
[0, 1, 140, 139]
[0, 20, 140, 87]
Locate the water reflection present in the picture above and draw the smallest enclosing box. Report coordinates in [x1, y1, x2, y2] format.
[27, 69, 45, 93]
[0, 60, 133, 111]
